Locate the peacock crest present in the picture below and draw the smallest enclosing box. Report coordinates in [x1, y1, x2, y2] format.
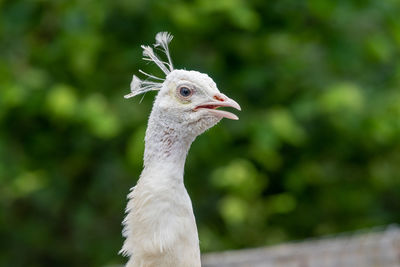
[124, 32, 174, 99]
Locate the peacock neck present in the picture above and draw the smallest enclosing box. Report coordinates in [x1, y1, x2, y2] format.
[143, 112, 196, 180]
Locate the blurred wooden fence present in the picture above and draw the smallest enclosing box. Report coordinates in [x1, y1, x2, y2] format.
[202, 225, 400, 267]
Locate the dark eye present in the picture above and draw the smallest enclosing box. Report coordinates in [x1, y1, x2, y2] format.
[179, 86, 192, 98]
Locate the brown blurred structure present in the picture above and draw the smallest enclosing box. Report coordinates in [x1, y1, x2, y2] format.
[202, 225, 400, 267]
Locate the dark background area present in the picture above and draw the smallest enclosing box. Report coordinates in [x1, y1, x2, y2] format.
[1, 0, 400, 266]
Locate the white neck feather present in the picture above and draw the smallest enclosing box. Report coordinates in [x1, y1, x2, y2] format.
[143, 112, 195, 175]
[121, 107, 201, 267]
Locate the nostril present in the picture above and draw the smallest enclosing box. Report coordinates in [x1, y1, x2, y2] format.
[213, 94, 226, 102]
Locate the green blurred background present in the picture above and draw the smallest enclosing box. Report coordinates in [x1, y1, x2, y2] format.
[1, 0, 400, 266]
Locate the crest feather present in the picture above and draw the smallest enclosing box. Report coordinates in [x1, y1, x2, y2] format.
[124, 32, 175, 99]
[141, 45, 170, 75]
[124, 75, 162, 99]
[154, 32, 174, 71]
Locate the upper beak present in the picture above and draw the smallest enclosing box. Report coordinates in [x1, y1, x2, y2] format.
[194, 94, 241, 120]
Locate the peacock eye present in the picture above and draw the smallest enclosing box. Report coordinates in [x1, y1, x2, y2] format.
[178, 86, 193, 98]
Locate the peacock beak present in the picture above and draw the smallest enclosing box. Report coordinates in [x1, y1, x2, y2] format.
[194, 94, 241, 120]
[221, 96, 241, 111]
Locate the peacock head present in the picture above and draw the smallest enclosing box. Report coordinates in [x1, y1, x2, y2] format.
[125, 32, 240, 135]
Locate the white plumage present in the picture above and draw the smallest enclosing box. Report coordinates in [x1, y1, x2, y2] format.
[121, 32, 241, 267]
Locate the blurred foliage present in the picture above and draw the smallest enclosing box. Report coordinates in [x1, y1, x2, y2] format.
[1, 0, 400, 266]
